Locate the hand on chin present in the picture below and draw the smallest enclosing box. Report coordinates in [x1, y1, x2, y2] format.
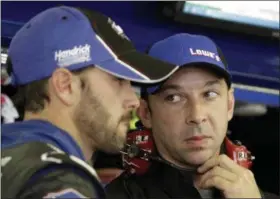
[194, 155, 262, 198]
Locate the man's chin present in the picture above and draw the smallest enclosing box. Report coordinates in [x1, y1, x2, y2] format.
[98, 134, 127, 154]
[184, 151, 213, 166]
[110, 134, 127, 153]
[103, 122, 129, 154]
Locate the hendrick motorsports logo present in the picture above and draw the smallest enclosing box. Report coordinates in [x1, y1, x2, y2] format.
[54, 44, 91, 67]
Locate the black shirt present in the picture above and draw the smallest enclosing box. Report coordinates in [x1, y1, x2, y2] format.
[106, 160, 279, 199]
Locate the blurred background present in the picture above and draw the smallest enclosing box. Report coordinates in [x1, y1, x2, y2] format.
[1, 1, 279, 195]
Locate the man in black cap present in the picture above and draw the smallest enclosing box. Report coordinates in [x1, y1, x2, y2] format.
[1, 6, 178, 199]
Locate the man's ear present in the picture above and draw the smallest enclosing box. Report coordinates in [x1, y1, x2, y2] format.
[137, 99, 152, 129]
[49, 68, 80, 106]
[227, 88, 235, 121]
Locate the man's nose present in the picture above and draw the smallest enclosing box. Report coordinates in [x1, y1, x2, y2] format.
[185, 103, 207, 125]
[123, 83, 140, 111]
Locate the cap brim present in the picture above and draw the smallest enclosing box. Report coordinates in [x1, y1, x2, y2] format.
[77, 8, 179, 83]
[144, 61, 231, 94]
[96, 50, 179, 84]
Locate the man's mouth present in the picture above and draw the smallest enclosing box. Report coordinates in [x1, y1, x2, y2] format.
[121, 114, 132, 123]
[184, 136, 211, 146]
[186, 136, 210, 141]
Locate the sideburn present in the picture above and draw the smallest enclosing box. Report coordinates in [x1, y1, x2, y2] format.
[145, 98, 153, 115]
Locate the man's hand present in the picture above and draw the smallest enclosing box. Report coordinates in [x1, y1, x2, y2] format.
[194, 154, 262, 198]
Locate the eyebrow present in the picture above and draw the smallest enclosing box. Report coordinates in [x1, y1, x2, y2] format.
[204, 80, 222, 88]
[156, 79, 222, 94]
[156, 84, 183, 93]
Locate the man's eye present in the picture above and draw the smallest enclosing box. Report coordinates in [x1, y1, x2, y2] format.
[164, 94, 182, 103]
[205, 91, 218, 99]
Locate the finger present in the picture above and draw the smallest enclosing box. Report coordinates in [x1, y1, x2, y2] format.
[197, 166, 238, 187]
[198, 154, 244, 174]
[199, 175, 232, 191]
[218, 154, 245, 174]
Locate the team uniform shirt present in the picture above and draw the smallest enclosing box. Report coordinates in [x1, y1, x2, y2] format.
[1, 119, 104, 198]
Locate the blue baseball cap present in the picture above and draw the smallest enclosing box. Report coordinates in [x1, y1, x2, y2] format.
[143, 33, 231, 94]
[8, 6, 179, 86]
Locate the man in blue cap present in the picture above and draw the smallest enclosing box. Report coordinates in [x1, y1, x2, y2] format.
[1, 6, 179, 199]
[106, 33, 278, 198]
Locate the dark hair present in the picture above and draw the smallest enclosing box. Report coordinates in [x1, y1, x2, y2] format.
[7, 57, 89, 114]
